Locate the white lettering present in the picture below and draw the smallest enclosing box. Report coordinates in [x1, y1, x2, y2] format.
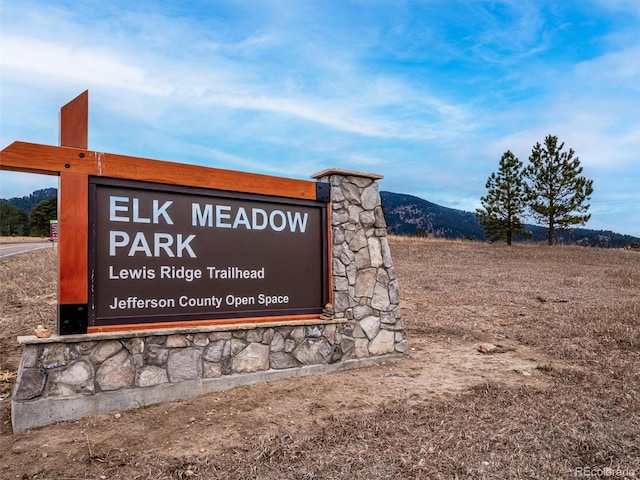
[153, 200, 174, 224]
[216, 205, 232, 228]
[109, 296, 175, 309]
[179, 295, 223, 308]
[258, 294, 290, 306]
[232, 207, 251, 229]
[132, 198, 150, 223]
[252, 208, 268, 230]
[110, 231, 129, 255]
[192, 203, 212, 227]
[206, 266, 265, 279]
[225, 294, 255, 308]
[109, 231, 197, 257]
[176, 234, 197, 257]
[191, 203, 308, 233]
[269, 210, 286, 232]
[154, 233, 175, 257]
[109, 265, 156, 280]
[287, 211, 308, 233]
[160, 265, 202, 282]
[128, 232, 153, 256]
[109, 196, 129, 222]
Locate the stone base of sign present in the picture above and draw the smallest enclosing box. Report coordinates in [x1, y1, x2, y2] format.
[11, 318, 406, 432]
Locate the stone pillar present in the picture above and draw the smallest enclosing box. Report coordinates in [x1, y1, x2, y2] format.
[312, 169, 406, 357]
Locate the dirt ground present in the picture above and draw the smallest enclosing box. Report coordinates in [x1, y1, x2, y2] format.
[0, 237, 638, 479]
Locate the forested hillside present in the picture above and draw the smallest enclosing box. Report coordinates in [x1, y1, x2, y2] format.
[381, 191, 639, 248]
[0, 188, 58, 236]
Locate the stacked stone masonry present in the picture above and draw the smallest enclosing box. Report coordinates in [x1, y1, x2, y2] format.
[12, 169, 406, 432]
[14, 324, 352, 402]
[313, 169, 406, 357]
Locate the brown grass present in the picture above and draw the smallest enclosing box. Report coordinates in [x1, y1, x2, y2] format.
[0, 236, 50, 243]
[0, 248, 57, 371]
[1, 237, 639, 479]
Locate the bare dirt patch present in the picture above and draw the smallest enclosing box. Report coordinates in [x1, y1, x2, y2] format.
[1, 238, 639, 479]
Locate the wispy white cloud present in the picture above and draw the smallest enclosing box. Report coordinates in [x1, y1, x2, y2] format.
[1, 37, 168, 95]
[1, 34, 470, 143]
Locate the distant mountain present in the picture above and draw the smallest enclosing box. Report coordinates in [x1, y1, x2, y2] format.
[381, 191, 640, 248]
[3, 188, 58, 213]
[382, 191, 484, 240]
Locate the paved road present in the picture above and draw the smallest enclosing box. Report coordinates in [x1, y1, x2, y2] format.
[0, 242, 56, 258]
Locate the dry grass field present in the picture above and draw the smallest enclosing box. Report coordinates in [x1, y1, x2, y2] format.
[0, 237, 49, 244]
[0, 237, 639, 479]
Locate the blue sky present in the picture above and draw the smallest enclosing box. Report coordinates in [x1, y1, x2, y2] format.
[1, 0, 639, 236]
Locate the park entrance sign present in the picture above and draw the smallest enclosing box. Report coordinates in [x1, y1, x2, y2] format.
[4, 91, 406, 433]
[91, 178, 328, 328]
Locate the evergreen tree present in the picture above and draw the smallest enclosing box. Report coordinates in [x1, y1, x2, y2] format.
[476, 150, 530, 245]
[414, 226, 428, 238]
[0, 201, 29, 236]
[29, 197, 57, 236]
[524, 135, 593, 245]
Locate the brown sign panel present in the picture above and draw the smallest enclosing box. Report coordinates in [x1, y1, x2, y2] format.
[89, 178, 328, 326]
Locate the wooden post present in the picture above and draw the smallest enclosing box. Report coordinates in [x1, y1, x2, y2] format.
[60, 90, 88, 149]
[59, 91, 90, 332]
[58, 171, 88, 305]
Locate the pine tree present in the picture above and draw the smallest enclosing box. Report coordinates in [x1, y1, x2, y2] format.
[0, 201, 29, 236]
[524, 135, 593, 245]
[476, 150, 530, 245]
[29, 197, 57, 236]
